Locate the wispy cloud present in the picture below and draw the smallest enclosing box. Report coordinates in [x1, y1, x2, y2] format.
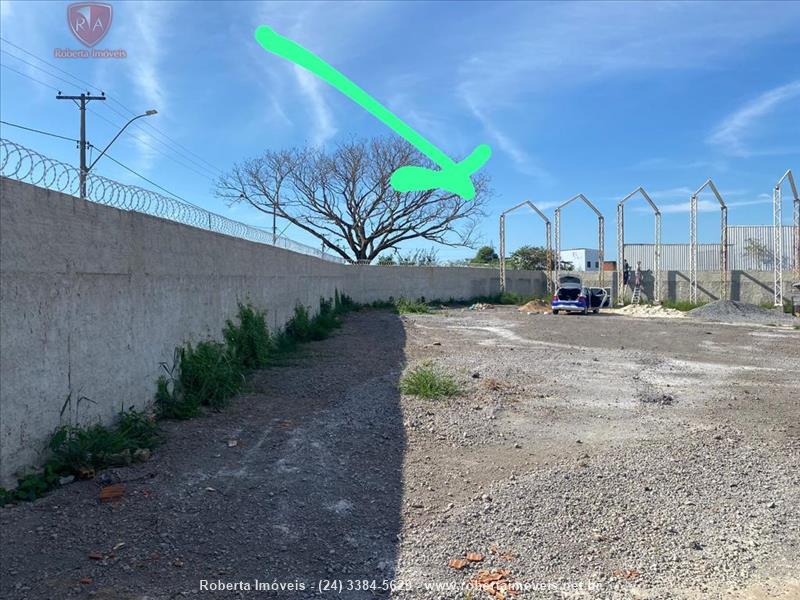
[455, 2, 800, 183]
[254, 1, 393, 148]
[292, 65, 336, 147]
[116, 1, 171, 170]
[462, 94, 552, 182]
[707, 80, 800, 156]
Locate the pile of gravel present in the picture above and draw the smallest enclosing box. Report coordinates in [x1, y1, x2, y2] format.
[689, 300, 798, 325]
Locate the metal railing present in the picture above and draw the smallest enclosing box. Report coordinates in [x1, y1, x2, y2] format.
[0, 138, 347, 264]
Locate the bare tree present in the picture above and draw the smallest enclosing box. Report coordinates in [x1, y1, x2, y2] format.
[215, 137, 490, 263]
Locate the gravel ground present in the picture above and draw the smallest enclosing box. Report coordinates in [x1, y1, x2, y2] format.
[1, 307, 798, 599]
[688, 300, 800, 326]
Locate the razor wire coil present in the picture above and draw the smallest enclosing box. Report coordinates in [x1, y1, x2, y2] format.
[0, 138, 347, 263]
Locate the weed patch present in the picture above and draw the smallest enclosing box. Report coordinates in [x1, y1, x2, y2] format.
[400, 363, 461, 400]
[224, 304, 271, 369]
[660, 299, 707, 312]
[396, 298, 431, 314]
[3, 295, 363, 505]
[180, 342, 243, 411]
[0, 408, 159, 506]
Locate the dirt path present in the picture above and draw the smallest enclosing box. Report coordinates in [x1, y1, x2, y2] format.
[1, 307, 798, 599]
[1, 311, 408, 599]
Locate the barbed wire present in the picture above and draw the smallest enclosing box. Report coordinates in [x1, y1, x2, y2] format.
[0, 138, 347, 264]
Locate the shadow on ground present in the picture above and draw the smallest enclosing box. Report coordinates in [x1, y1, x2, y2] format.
[0, 310, 407, 599]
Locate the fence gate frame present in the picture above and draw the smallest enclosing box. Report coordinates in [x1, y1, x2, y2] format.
[773, 169, 800, 307]
[616, 187, 661, 304]
[554, 193, 604, 288]
[689, 180, 727, 304]
[499, 201, 553, 295]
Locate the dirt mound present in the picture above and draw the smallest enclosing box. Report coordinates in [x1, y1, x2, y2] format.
[689, 300, 799, 326]
[614, 304, 686, 318]
[517, 300, 551, 314]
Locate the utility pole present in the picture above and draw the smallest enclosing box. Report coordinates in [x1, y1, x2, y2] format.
[56, 91, 106, 198]
[273, 202, 277, 244]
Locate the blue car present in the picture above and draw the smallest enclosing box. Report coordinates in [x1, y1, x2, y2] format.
[551, 277, 609, 315]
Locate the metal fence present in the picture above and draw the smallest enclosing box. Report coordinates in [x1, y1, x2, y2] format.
[625, 225, 797, 271]
[0, 138, 347, 264]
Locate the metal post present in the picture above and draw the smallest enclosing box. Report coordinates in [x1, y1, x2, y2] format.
[598, 216, 605, 288]
[774, 185, 783, 307]
[545, 221, 553, 295]
[499, 214, 506, 292]
[554, 208, 561, 285]
[795, 194, 800, 282]
[618, 206, 625, 304]
[498, 201, 551, 295]
[654, 211, 662, 303]
[689, 193, 697, 304]
[721, 205, 728, 301]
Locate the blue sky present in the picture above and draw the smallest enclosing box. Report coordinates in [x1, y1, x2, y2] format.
[1, 0, 799, 261]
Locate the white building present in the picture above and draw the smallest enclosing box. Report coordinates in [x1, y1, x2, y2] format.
[560, 248, 601, 272]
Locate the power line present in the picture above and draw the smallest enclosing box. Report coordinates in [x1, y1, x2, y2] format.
[1, 50, 86, 92]
[99, 151, 293, 239]
[0, 120, 79, 143]
[99, 150, 195, 204]
[86, 106, 217, 182]
[0, 54, 219, 183]
[0, 63, 60, 92]
[0, 36, 224, 176]
[0, 36, 100, 92]
[99, 100, 222, 176]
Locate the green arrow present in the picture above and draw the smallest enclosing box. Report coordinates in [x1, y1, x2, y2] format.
[254, 26, 491, 200]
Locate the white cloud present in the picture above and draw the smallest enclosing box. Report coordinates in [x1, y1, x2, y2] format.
[462, 94, 552, 182]
[708, 80, 800, 156]
[0, 0, 13, 20]
[292, 65, 336, 147]
[111, 1, 171, 170]
[454, 2, 800, 181]
[254, 1, 393, 148]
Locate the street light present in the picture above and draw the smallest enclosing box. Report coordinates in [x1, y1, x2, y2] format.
[81, 109, 157, 196]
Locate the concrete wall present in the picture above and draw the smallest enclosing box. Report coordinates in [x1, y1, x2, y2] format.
[587, 270, 794, 304]
[1, 178, 793, 485]
[0, 179, 545, 486]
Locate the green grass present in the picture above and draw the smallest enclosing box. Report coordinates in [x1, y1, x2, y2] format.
[496, 291, 536, 305]
[365, 299, 397, 310]
[4, 295, 367, 506]
[395, 298, 431, 314]
[760, 300, 793, 314]
[400, 363, 461, 400]
[660, 299, 707, 312]
[223, 303, 271, 369]
[179, 341, 243, 411]
[0, 408, 160, 506]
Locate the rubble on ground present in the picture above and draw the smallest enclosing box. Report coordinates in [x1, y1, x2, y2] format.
[613, 304, 686, 318]
[516, 300, 551, 314]
[468, 303, 493, 311]
[689, 299, 799, 326]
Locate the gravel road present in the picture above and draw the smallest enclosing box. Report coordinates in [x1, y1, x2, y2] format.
[1, 307, 798, 599]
